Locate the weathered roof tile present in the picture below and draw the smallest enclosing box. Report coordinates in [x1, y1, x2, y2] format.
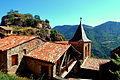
[25, 42, 70, 63]
[0, 36, 37, 51]
[81, 58, 110, 70]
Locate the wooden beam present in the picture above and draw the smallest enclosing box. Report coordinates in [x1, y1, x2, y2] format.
[66, 54, 70, 71]
[60, 51, 67, 69]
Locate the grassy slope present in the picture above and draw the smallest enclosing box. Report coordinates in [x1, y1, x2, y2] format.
[0, 72, 28, 80]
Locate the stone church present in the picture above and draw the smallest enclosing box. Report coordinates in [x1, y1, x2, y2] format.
[0, 19, 110, 80]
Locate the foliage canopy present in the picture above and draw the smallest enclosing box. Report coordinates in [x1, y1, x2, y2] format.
[109, 54, 120, 80]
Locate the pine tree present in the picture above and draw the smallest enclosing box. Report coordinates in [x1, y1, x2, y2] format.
[109, 54, 120, 80]
[34, 15, 40, 20]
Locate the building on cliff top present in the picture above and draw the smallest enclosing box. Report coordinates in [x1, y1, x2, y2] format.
[0, 26, 13, 38]
[0, 19, 110, 80]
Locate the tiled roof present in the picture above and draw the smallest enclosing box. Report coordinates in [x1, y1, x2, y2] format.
[0, 36, 37, 51]
[0, 26, 12, 30]
[70, 21, 91, 42]
[25, 42, 70, 63]
[81, 58, 110, 70]
[53, 41, 69, 45]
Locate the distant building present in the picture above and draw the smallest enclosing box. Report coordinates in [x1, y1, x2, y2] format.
[0, 26, 13, 38]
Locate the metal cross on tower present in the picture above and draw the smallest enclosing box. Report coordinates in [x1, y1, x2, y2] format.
[80, 17, 82, 24]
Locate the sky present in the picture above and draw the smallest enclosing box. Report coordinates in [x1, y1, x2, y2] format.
[0, 0, 120, 28]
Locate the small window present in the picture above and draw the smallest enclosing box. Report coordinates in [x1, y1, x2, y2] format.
[7, 30, 10, 34]
[85, 47, 88, 57]
[12, 54, 18, 66]
[23, 49, 27, 54]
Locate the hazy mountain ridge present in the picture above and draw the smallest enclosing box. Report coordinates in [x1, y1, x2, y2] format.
[53, 21, 120, 58]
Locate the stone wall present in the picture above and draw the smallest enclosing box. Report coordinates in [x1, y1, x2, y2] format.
[69, 41, 91, 60]
[69, 41, 83, 53]
[6, 38, 45, 74]
[69, 41, 83, 59]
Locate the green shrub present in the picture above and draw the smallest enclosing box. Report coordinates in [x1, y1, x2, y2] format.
[0, 73, 22, 80]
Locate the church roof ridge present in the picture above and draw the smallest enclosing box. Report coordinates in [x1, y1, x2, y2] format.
[70, 18, 91, 42]
[81, 22, 91, 42]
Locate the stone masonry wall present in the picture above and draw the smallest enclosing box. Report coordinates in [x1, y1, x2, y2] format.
[69, 41, 83, 53]
[69, 41, 91, 60]
[69, 41, 83, 59]
[7, 38, 45, 74]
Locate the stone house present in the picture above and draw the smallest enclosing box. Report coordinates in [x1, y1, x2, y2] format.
[0, 36, 45, 73]
[0, 35, 81, 79]
[24, 42, 79, 79]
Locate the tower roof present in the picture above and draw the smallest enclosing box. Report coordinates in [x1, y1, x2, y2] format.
[70, 18, 91, 42]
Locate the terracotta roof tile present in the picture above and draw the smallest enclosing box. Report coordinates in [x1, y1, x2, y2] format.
[53, 41, 69, 44]
[81, 58, 110, 70]
[0, 36, 37, 51]
[25, 42, 70, 63]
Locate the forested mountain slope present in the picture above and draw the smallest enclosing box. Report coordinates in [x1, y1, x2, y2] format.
[53, 21, 120, 58]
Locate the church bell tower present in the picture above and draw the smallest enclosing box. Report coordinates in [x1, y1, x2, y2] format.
[70, 18, 91, 60]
